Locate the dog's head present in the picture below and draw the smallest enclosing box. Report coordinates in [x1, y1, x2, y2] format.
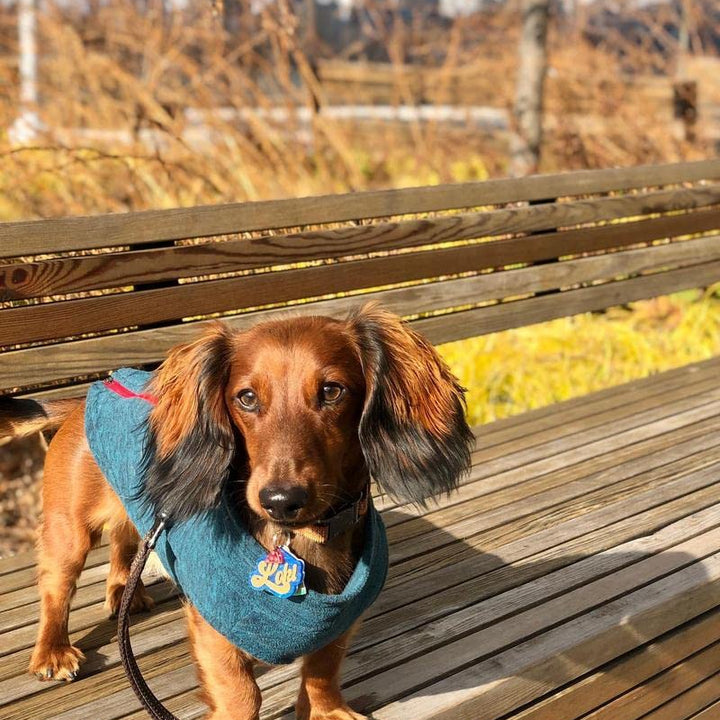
[143, 305, 473, 527]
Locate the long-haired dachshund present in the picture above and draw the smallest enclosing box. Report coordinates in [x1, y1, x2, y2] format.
[1, 305, 473, 720]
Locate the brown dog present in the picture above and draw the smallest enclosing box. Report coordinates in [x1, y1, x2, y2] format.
[2, 305, 472, 720]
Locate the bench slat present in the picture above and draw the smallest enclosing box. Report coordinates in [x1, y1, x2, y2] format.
[7, 237, 720, 394]
[3, 193, 719, 301]
[6, 366, 718, 632]
[510, 610, 720, 720]
[414, 258, 720, 345]
[7, 482, 720, 718]
[2, 160, 718, 258]
[615, 668, 720, 720]
[687, 698, 720, 719]
[5, 380, 716, 638]
[4, 222, 719, 348]
[4, 460, 720, 718]
[370, 554, 720, 720]
[581, 642, 720, 720]
[261, 527, 720, 720]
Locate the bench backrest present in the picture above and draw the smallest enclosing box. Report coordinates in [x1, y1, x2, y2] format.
[2, 159, 719, 399]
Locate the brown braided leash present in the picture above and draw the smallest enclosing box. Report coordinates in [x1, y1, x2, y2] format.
[118, 514, 179, 720]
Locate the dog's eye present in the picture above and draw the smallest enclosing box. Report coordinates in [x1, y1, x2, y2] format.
[237, 389, 259, 411]
[321, 383, 344, 404]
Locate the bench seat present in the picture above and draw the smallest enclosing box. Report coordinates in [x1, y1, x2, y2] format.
[2, 357, 720, 720]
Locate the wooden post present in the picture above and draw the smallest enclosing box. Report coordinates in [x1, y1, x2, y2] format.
[673, 80, 698, 143]
[511, 0, 550, 177]
[9, 0, 41, 144]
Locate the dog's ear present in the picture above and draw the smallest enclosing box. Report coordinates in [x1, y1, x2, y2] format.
[349, 304, 474, 507]
[143, 322, 238, 522]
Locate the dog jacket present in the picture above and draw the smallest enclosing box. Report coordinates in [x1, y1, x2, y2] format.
[84, 368, 389, 665]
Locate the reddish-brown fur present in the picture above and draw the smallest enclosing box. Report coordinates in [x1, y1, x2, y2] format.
[17, 306, 471, 720]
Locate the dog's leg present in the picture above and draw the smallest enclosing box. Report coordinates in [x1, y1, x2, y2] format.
[29, 511, 99, 681]
[185, 604, 261, 720]
[104, 517, 155, 617]
[29, 406, 118, 682]
[296, 623, 366, 720]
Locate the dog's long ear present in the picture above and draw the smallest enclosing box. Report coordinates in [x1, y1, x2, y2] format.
[349, 305, 474, 507]
[143, 322, 238, 522]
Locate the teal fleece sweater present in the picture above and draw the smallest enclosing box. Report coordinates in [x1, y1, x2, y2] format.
[84, 368, 389, 665]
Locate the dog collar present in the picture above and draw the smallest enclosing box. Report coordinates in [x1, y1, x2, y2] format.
[291, 484, 370, 544]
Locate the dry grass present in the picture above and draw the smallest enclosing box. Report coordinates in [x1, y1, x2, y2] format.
[1, 0, 715, 220]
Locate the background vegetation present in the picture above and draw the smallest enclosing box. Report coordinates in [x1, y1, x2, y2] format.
[0, 0, 719, 554]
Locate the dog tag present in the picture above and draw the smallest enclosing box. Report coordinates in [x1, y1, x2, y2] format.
[250, 545, 306, 599]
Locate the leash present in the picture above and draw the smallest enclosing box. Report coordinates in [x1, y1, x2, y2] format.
[117, 514, 179, 720]
[107, 376, 178, 718]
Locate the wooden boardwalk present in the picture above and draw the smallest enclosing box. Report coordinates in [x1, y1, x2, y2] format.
[3, 358, 720, 719]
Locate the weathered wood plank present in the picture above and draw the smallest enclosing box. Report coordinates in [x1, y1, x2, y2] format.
[0, 569, 166, 634]
[3, 226, 719, 348]
[339, 516, 720, 693]
[7, 379, 716, 620]
[413, 259, 720, 345]
[5, 479, 720, 718]
[687, 698, 720, 719]
[464, 384, 720, 503]
[580, 642, 720, 719]
[509, 610, 720, 720]
[4, 198, 719, 300]
[0, 622, 191, 715]
[2, 643, 195, 720]
[2, 160, 718, 257]
[0, 563, 111, 611]
[385, 420, 720, 560]
[6, 254, 720, 396]
[117, 499, 720, 720]
[386, 462, 720, 623]
[386, 462, 720, 607]
[262, 539, 720, 720]
[467, 369, 720, 470]
[371, 554, 720, 720]
[637, 670, 720, 720]
[365, 495, 720, 666]
[7, 408, 717, 656]
[8, 376, 716, 636]
[7, 483, 720, 719]
[0, 536, 110, 578]
[0, 582, 179, 659]
[477, 356, 720, 451]
[6, 413, 714, 655]
[5, 367, 718, 637]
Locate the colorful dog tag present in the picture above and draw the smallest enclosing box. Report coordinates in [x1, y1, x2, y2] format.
[250, 546, 306, 599]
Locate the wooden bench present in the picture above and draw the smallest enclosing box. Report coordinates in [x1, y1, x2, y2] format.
[2, 159, 720, 720]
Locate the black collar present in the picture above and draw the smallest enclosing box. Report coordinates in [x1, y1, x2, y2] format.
[292, 484, 370, 544]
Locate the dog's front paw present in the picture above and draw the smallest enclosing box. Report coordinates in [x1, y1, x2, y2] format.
[296, 705, 367, 720]
[317, 711, 366, 720]
[105, 582, 155, 617]
[29, 644, 85, 682]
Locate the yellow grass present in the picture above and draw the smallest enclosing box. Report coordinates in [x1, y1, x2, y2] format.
[439, 288, 720, 426]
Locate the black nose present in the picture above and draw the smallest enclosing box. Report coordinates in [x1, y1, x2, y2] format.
[258, 485, 308, 521]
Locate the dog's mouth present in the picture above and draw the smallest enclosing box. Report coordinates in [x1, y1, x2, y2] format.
[258, 489, 365, 531]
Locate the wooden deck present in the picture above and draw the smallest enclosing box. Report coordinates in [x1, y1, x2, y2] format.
[2, 358, 720, 720]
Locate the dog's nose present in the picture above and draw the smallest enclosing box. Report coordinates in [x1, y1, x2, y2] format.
[259, 485, 308, 521]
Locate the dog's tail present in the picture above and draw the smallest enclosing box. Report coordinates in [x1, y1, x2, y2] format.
[0, 397, 82, 440]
